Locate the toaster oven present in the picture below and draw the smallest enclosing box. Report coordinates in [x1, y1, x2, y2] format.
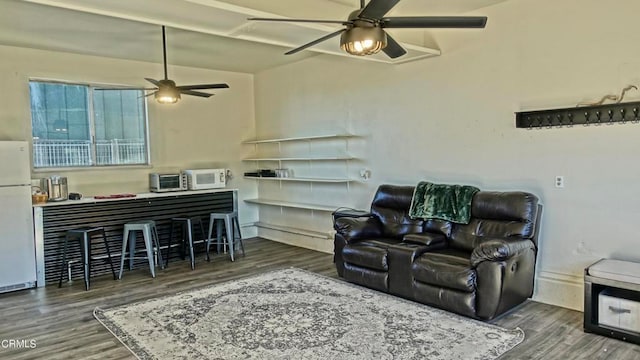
[149, 173, 187, 192]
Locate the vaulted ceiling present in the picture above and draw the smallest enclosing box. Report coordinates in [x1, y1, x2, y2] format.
[1, 0, 508, 73]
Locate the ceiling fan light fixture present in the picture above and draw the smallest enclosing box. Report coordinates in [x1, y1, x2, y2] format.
[154, 79, 181, 104]
[155, 88, 181, 104]
[340, 26, 387, 56]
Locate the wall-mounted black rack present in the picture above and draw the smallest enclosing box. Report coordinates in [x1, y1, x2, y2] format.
[516, 101, 640, 129]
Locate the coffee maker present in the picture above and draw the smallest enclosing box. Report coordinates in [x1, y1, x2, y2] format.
[42, 176, 69, 202]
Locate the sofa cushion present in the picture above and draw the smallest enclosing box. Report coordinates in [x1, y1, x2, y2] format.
[449, 219, 534, 252]
[412, 249, 476, 292]
[448, 191, 539, 252]
[343, 263, 389, 292]
[371, 185, 425, 238]
[342, 238, 400, 271]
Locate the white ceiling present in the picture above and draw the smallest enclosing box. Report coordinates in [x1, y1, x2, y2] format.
[1, 0, 508, 73]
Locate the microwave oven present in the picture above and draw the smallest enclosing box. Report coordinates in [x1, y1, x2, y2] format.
[149, 173, 187, 192]
[183, 169, 226, 190]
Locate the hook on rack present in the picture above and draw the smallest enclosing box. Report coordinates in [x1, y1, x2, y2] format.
[516, 100, 640, 129]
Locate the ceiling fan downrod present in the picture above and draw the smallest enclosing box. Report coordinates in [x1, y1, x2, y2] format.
[161, 26, 168, 80]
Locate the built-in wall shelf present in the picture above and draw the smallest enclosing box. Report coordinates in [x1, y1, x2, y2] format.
[244, 176, 354, 183]
[245, 198, 338, 212]
[244, 132, 358, 244]
[242, 134, 354, 144]
[253, 221, 333, 240]
[243, 156, 355, 161]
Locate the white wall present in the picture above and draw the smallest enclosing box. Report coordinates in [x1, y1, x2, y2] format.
[253, 0, 640, 310]
[0, 45, 258, 235]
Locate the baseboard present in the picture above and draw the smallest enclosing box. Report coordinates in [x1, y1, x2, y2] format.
[533, 270, 583, 311]
[257, 226, 333, 254]
[239, 223, 258, 239]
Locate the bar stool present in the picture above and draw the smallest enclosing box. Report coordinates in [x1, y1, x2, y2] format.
[118, 220, 164, 279]
[207, 211, 245, 262]
[58, 227, 116, 291]
[166, 216, 206, 270]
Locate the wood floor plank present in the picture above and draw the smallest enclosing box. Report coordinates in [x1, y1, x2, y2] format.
[0, 238, 638, 359]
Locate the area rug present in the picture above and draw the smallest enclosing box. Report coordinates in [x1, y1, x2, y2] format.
[94, 268, 524, 359]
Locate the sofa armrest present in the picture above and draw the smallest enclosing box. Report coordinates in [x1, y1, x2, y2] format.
[470, 239, 536, 267]
[334, 216, 383, 244]
[403, 233, 446, 247]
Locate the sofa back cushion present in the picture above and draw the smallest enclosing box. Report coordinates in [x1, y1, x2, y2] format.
[449, 191, 539, 251]
[371, 185, 424, 239]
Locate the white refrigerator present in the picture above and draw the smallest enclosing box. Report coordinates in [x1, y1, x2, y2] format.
[0, 141, 37, 293]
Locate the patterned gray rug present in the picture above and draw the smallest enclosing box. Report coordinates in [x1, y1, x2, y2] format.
[94, 268, 524, 359]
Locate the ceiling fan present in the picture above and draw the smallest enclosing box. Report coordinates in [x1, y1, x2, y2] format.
[144, 26, 229, 104]
[248, 0, 487, 59]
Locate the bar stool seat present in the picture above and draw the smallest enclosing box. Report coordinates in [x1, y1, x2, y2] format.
[166, 216, 206, 270]
[206, 211, 245, 262]
[58, 227, 116, 291]
[118, 220, 164, 279]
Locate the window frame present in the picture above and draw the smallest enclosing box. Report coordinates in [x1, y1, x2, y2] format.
[29, 78, 152, 170]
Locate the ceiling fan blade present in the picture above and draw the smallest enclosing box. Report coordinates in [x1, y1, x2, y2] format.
[285, 28, 346, 55]
[359, 0, 400, 20]
[145, 78, 161, 86]
[382, 16, 488, 29]
[95, 86, 157, 91]
[248, 17, 350, 25]
[382, 32, 406, 59]
[176, 83, 230, 90]
[138, 92, 157, 99]
[180, 89, 214, 98]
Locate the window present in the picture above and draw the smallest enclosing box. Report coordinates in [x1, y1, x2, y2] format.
[29, 80, 149, 168]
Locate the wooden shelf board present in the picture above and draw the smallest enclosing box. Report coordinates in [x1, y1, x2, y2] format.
[243, 156, 355, 161]
[244, 198, 337, 212]
[242, 134, 354, 144]
[244, 176, 353, 183]
[254, 221, 333, 240]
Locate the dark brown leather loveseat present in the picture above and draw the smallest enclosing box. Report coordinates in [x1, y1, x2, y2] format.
[333, 184, 542, 320]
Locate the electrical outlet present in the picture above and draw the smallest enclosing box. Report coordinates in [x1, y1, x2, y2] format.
[555, 176, 564, 188]
[359, 169, 371, 181]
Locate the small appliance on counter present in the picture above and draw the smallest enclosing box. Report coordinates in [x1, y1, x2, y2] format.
[41, 176, 69, 202]
[244, 169, 276, 178]
[183, 169, 226, 190]
[68, 192, 82, 200]
[149, 173, 187, 193]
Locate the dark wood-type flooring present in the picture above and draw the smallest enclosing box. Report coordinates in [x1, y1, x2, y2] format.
[0, 238, 638, 359]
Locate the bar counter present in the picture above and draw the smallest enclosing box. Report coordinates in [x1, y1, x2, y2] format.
[33, 189, 237, 286]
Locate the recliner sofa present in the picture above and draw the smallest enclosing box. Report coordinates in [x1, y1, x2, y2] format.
[333, 184, 542, 320]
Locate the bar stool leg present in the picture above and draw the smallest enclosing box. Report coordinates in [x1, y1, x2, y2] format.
[58, 235, 70, 288]
[180, 224, 187, 260]
[129, 231, 139, 270]
[186, 219, 195, 270]
[81, 233, 90, 291]
[118, 228, 130, 280]
[206, 216, 214, 261]
[217, 219, 224, 254]
[152, 224, 164, 270]
[233, 217, 245, 257]
[100, 229, 117, 280]
[142, 227, 156, 278]
[166, 221, 175, 267]
[225, 215, 234, 262]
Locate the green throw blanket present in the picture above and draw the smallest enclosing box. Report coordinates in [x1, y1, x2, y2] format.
[409, 181, 480, 224]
